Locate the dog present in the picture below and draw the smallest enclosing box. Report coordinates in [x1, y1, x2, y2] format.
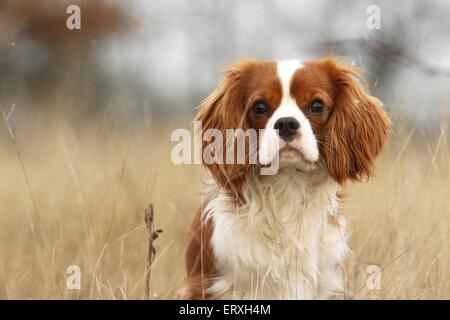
[181, 57, 389, 299]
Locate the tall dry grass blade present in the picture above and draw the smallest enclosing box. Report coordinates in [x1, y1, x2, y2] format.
[426, 122, 446, 180]
[107, 143, 130, 239]
[60, 135, 97, 252]
[0, 103, 47, 248]
[354, 249, 409, 297]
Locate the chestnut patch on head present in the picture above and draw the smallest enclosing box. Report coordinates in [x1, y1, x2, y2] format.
[195, 60, 281, 195]
[290, 64, 335, 135]
[243, 64, 282, 131]
[306, 58, 390, 184]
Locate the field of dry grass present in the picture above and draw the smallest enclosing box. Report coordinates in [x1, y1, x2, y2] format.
[0, 111, 449, 300]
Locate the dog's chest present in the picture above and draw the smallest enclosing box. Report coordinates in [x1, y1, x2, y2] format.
[206, 173, 346, 299]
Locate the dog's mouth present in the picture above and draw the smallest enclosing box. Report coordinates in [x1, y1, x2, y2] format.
[279, 145, 301, 157]
[279, 145, 315, 163]
[277, 144, 319, 173]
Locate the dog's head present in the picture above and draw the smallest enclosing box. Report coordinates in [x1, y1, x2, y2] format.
[196, 57, 389, 194]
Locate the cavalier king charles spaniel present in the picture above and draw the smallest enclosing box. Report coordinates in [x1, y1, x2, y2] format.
[181, 57, 389, 299]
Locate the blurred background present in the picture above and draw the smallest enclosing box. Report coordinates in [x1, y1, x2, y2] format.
[1, 0, 450, 127]
[0, 0, 449, 299]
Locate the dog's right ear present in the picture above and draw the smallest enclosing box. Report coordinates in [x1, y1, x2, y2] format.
[195, 61, 253, 195]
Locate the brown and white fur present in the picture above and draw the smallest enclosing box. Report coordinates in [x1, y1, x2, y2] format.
[181, 57, 389, 300]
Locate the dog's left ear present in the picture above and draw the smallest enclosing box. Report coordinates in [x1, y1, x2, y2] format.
[322, 58, 390, 184]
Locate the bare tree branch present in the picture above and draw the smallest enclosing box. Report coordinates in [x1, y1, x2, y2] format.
[312, 37, 450, 77]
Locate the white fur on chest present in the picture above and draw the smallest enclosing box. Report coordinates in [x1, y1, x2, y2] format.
[204, 168, 349, 299]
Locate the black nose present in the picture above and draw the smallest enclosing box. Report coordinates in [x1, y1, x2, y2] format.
[274, 117, 300, 141]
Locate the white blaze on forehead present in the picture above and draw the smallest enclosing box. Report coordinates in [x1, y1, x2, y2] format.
[277, 60, 304, 104]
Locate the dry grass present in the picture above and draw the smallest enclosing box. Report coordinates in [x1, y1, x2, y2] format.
[0, 113, 449, 300]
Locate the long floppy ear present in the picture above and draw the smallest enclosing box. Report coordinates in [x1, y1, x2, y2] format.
[195, 61, 252, 195]
[322, 58, 390, 184]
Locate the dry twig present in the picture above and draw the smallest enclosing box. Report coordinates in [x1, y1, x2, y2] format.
[144, 203, 162, 300]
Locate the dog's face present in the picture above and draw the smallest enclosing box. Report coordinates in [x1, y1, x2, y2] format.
[196, 57, 389, 193]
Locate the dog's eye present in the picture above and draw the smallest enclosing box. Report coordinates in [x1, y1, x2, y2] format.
[310, 100, 324, 114]
[252, 102, 269, 116]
